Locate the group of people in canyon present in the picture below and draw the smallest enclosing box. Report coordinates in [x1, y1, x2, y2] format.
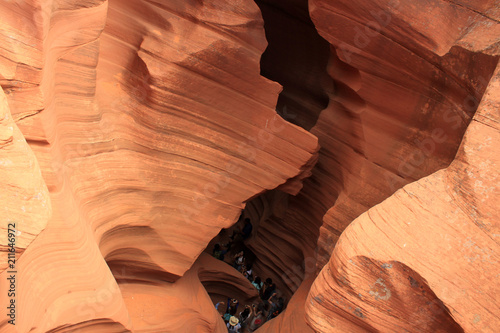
[211, 216, 286, 332]
[216, 282, 285, 333]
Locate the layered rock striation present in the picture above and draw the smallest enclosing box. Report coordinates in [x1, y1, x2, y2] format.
[0, 0, 498, 332]
[257, 0, 499, 332]
[0, 0, 317, 332]
[305, 62, 500, 333]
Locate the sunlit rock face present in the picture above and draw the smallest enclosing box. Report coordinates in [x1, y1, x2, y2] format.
[0, 88, 51, 273]
[0, 0, 498, 332]
[0, 0, 317, 331]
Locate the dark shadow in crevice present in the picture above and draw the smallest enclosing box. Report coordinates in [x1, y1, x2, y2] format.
[254, 0, 332, 130]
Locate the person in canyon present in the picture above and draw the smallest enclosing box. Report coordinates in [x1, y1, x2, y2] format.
[241, 218, 253, 240]
[243, 262, 253, 280]
[228, 298, 239, 316]
[238, 305, 252, 330]
[222, 298, 239, 322]
[247, 303, 266, 332]
[267, 294, 285, 320]
[251, 276, 263, 291]
[261, 278, 276, 301]
[212, 243, 228, 261]
[227, 316, 242, 333]
[233, 251, 245, 271]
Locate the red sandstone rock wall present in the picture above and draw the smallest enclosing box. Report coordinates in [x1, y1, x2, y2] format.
[309, 0, 498, 269]
[298, 0, 499, 331]
[248, 0, 499, 315]
[118, 253, 254, 333]
[257, 0, 499, 332]
[305, 62, 500, 332]
[0, 0, 498, 332]
[0, 88, 51, 272]
[0, 0, 317, 331]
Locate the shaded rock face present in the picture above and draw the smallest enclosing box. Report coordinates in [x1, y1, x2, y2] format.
[308, 0, 499, 270]
[0, 1, 499, 333]
[300, 0, 500, 332]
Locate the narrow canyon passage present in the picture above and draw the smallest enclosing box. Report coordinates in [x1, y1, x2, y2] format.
[255, 0, 332, 130]
[0, 0, 499, 333]
[201, 1, 499, 332]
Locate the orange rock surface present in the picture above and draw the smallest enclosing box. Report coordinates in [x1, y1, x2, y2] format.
[118, 253, 257, 333]
[305, 63, 500, 332]
[259, 0, 499, 332]
[309, 0, 499, 269]
[0, 88, 51, 272]
[0, 0, 499, 332]
[0, 0, 317, 331]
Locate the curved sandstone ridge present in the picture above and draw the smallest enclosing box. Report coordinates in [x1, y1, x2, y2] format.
[306, 63, 500, 332]
[0, 0, 317, 332]
[94, 0, 318, 279]
[248, 2, 499, 327]
[0, 0, 498, 332]
[117, 253, 255, 333]
[0, 87, 51, 272]
[309, 0, 499, 269]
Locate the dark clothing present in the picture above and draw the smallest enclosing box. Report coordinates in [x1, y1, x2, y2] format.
[267, 299, 283, 320]
[213, 249, 227, 261]
[241, 222, 253, 240]
[239, 309, 250, 329]
[262, 284, 276, 301]
[227, 298, 239, 316]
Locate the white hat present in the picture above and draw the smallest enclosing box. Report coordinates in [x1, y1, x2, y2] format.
[229, 316, 239, 326]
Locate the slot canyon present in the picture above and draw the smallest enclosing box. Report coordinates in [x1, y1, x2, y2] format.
[0, 0, 499, 332]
